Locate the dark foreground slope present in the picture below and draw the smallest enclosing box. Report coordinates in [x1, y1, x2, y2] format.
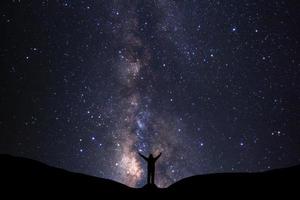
[167, 165, 300, 193]
[0, 154, 133, 193]
[0, 154, 299, 197]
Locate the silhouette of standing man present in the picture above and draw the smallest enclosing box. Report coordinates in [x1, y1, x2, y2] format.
[138, 152, 162, 185]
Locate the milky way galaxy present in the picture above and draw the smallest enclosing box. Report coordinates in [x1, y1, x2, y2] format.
[107, 1, 194, 186]
[1, 0, 300, 188]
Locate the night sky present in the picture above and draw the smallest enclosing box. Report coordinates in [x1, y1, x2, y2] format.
[1, 0, 300, 187]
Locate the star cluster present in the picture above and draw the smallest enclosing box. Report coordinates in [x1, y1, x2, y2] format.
[0, 0, 299, 187]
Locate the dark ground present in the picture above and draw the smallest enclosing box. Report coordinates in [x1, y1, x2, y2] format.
[0, 154, 299, 198]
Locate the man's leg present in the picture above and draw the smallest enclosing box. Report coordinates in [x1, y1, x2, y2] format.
[151, 168, 155, 184]
[147, 169, 150, 185]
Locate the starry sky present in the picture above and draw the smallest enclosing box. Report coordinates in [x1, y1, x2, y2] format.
[0, 0, 300, 188]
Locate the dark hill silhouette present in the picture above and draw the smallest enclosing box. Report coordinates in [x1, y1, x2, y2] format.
[0, 154, 299, 197]
[0, 154, 133, 192]
[167, 165, 300, 193]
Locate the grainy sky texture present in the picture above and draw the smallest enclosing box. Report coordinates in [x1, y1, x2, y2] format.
[0, 0, 299, 187]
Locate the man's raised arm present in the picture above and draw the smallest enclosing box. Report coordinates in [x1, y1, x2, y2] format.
[155, 152, 162, 161]
[138, 152, 148, 161]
